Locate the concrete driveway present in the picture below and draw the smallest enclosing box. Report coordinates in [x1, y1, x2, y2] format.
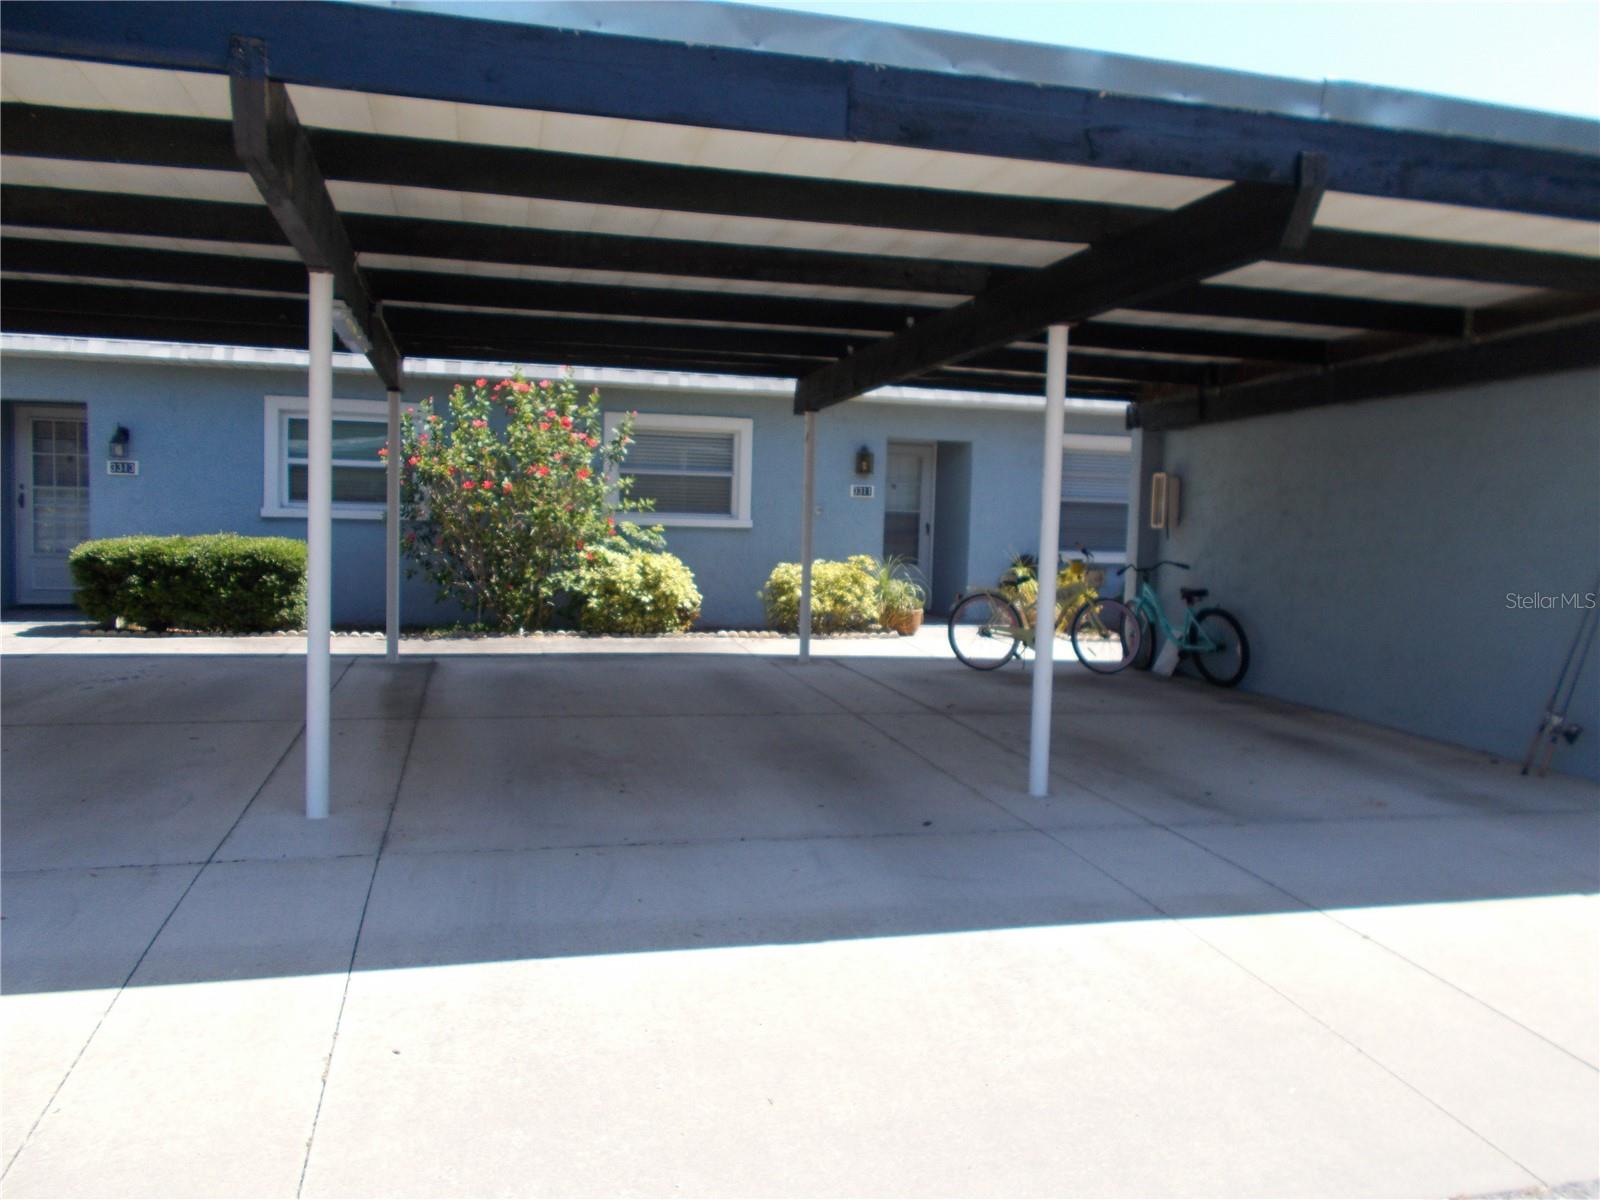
[2, 624, 1597, 1198]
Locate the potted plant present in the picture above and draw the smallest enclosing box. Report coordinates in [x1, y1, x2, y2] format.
[876, 555, 927, 635]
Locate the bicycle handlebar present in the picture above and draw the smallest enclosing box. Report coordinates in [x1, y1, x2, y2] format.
[1116, 560, 1191, 577]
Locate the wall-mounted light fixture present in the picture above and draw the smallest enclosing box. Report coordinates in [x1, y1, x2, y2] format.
[108, 425, 131, 459]
[855, 446, 875, 476]
[329, 300, 373, 354]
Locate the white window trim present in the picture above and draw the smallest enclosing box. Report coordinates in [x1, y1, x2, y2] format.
[1059, 432, 1133, 564]
[603, 411, 753, 529]
[262, 395, 390, 521]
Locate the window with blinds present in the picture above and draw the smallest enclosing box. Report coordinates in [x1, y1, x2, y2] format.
[1059, 446, 1131, 555]
[627, 429, 736, 516]
[605, 412, 753, 527]
[263, 395, 391, 518]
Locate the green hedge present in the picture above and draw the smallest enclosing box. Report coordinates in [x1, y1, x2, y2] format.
[69, 534, 308, 632]
[759, 554, 880, 633]
[578, 547, 702, 634]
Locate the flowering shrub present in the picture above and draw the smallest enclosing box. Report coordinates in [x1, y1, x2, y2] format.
[758, 554, 880, 633]
[578, 547, 702, 634]
[398, 371, 657, 630]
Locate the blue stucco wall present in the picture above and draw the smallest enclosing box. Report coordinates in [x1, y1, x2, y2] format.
[1151, 367, 1600, 782]
[1, 354, 1126, 627]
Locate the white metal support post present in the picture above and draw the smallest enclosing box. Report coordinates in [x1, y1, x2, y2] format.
[798, 409, 817, 664]
[1028, 324, 1069, 797]
[384, 386, 402, 662]
[305, 270, 334, 819]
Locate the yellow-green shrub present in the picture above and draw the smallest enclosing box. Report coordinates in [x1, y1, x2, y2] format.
[578, 547, 701, 634]
[759, 554, 880, 633]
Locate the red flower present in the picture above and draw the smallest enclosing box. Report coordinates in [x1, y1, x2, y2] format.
[471, 419, 487, 429]
[462, 480, 475, 490]
[575, 539, 584, 550]
[539, 379, 553, 389]
[377, 447, 388, 458]
[502, 480, 513, 493]
[419, 433, 430, 445]
[475, 378, 488, 388]
[481, 480, 494, 490]
[545, 409, 558, 419]
[560, 416, 573, 429]
[406, 455, 420, 467]
[585, 435, 599, 448]
[576, 467, 591, 480]
[536, 465, 550, 477]
[586, 551, 596, 562]
[538, 422, 549, 432]
[445, 465, 455, 475]
[514, 382, 532, 394]
[428, 414, 441, 423]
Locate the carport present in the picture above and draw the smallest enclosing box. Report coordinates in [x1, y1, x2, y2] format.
[2, 626, 1597, 1195]
[2, 0, 1599, 818]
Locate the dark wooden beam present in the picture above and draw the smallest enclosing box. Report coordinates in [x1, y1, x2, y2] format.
[0, 236, 308, 293]
[228, 37, 400, 388]
[0, 185, 1012, 296]
[5, 1, 1596, 221]
[1294, 228, 1600, 293]
[1133, 284, 1469, 338]
[0, 102, 1148, 245]
[0, 237, 1337, 365]
[9, 101, 1597, 293]
[2, 278, 305, 329]
[1131, 312, 1600, 431]
[1, 309, 307, 350]
[794, 155, 1328, 411]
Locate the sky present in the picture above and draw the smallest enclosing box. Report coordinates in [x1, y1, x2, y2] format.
[739, 0, 1600, 119]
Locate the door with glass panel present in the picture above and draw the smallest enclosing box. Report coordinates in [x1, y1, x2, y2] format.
[883, 442, 935, 579]
[13, 405, 90, 604]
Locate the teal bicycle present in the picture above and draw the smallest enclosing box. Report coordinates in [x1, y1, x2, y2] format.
[1068, 560, 1250, 687]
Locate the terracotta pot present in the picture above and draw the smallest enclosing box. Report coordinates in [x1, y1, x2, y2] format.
[883, 608, 924, 636]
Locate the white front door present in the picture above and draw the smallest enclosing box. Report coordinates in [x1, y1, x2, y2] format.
[883, 442, 936, 582]
[13, 406, 90, 605]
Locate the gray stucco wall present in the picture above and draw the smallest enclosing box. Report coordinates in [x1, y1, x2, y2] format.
[1151, 367, 1600, 782]
[1, 353, 1126, 628]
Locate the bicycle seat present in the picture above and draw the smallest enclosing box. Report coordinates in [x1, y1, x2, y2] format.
[1180, 587, 1209, 603]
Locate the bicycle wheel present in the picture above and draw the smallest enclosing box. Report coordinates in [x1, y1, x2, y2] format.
[1192, 607, 1250, 687]
[1132, 613, 1156, 671]
[1069, 597, 1141, 674]
[947, 592, 1024, 670]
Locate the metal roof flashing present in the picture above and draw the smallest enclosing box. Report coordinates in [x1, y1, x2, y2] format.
[376, 0, 1599, 155]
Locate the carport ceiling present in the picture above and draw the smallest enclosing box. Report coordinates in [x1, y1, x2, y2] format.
[2, 0, 1598, 427]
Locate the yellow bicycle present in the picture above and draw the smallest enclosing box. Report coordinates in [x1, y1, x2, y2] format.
[947, 553, 1105, 670]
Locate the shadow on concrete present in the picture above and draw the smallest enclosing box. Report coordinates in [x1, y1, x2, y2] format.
[3, 651, 1596, 996]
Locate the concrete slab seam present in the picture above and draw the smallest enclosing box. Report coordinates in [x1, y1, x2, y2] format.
[1137, 885, 1551, 1190]
[823, 668, 1560, 1186]
[1157, 822, 1600, 1074]
[295, 658, 434, 1199]
[370, 823, 1045, 862]
[0, 660, 351, 1183]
